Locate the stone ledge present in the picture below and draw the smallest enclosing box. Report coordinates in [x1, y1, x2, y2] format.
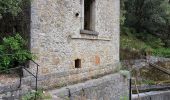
[71, 37, 111, 41]
[132, 90, 170, 100]
[132, 84, 170, 92]
[80, 30, 99, 36]
[48, 72, 128, 99]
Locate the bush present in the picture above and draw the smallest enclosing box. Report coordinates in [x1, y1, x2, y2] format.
[0, 34, 34, 73]
[152, 48, 170, 58]
[22, 90, 52, 100]
[121, 27, 169, 58]
[135, 33, 165, 48]
[120, 33, 151, 51]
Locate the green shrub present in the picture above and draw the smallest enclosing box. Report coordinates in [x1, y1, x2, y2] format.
[22, 90, 52, 100]
[135, 33, 165, 48]
[0, 34, 34, 73]
[120, 33, 151, 51]
[121, 26, 170, 58]
[121, 27, 136, 36]
[141, 79, 155, 85]
[120, 96, 128, 100]
[152, 48, 170, 58]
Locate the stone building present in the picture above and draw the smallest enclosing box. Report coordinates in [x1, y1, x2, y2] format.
[0, 0, 129, 99]
[30, 0, 120, 87]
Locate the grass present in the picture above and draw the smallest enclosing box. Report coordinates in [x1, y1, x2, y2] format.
[120, 34, 151, 59]
[21, 90, 52, 100]
[152, 48, 170, 58]
[120, 34, 151, 51]
[120, 33, 170, 58]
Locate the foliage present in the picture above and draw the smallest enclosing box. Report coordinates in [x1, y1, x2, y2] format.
[120, 28, 170, 58]
[152, 48, 170, 57]
[0, 34, 34, 73]
[120, 28, 151, 51]
[0, 0, 31, 43]
[0, 0, 23, 18]
[134, 32, 165, 48]
[141, 79, 155, 85]
[119, 70, 130, 79]
[120, 30, 150, 59]
[22, 90, 52, 100]
[125, 0, 170, 32]
[120, 96, 128, 100]
[120, 0, 127, 26]
[121, 0, 170, 47]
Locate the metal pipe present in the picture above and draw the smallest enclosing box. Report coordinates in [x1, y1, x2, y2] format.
[18, 68, 22, 88]
[66, 88, 71, 98]
[129, 78, 132, 100]
[35, 64, 39, 100]
[23, 67, 36, 78]
[33, 64, 39, 100]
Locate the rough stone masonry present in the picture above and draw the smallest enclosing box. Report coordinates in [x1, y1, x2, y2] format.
[29, 0, 122, 90]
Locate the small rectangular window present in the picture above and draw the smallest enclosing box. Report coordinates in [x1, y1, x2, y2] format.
[75, 59, 81, 68]
[84, 0, 95, 30]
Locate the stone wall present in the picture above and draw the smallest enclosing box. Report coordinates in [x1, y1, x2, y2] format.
[49, 73, 129, 100]
[0, 63, 120, 99]
[30, 0, 120, 81]
[121, 56, 170, 69]
[0, 77, 33, 100]
[121, 56, 170, 82]
[1, 0, 123, 99]
[0, 72, 128, 100]
[37, 62, 121, 89]
[122, 56, 170, 100]
[133, 91, 170, 100]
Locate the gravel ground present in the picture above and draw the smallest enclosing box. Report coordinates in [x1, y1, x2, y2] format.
[0, 74, 19, 85]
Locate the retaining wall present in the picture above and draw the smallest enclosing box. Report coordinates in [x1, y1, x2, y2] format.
[133, 91, 170, 100]
[49, 73, 129, 100]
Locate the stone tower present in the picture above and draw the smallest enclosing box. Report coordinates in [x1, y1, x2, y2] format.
[30, 0, 120, 86]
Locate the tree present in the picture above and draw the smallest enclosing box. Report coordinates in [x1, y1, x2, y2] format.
[124, 0, 170, 47]
[120, 0, 127, 26]
[0, 0, 31, 41]
[0, 0, 23, 19]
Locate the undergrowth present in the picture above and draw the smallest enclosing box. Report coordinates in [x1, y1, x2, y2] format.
[120, 27, 170, 58]
[22, 90, 52, 100]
